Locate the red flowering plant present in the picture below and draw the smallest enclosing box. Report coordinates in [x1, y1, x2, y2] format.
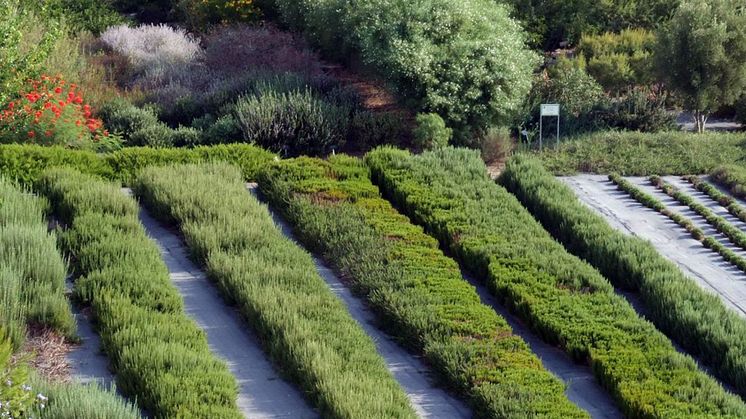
[0, 75, 119, 150]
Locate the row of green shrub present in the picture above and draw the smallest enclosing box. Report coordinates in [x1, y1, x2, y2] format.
[610, 174, 746, 273]
[652, 175, 746, 252]
[537, 131, 746, 175]
[0, 176, 76, 349]
[712, 165, 746, 201]
[257, 156, 586, 417]
[257, 0, 537, 138]
[0, 143, 275, 185]
[37, 168, 241, 418]
[133, 163, 416, 418]
[686, 175, 746, 223]
[500, 156, 746, 397]
[367, 147, 746, 417]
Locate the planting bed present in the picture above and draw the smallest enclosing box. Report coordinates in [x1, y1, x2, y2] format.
[501, 157, 746, 397]
[562, 175, 746, 318]
[135, 201, 317, 418]
[258, 156, 609, 417]
[368, 147, 746, 417]
[134, 163, 416, 419]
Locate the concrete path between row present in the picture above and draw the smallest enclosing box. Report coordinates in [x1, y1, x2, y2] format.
[562, 175, 746, 318]
[248, 185, 471, 419]
[136, 203, 317, 419]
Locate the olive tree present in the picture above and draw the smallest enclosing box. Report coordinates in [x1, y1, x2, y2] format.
[656, 0, 746, 133]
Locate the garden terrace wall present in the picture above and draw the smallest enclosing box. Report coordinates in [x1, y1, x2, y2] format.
[133, 163, 416, 419]
[500, 156, 746, 396]
[36, 168, 241, 418]
[366, 147, 746, 417]
[0, 177, 76, 349]
[257, 155, 586, 418]
[537, 131, 746, 175]
[0, 143, 275, 186]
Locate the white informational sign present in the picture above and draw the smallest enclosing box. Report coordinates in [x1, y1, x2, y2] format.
[540, 104, 560, 117]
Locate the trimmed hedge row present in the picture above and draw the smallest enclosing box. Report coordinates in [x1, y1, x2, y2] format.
[366, 147, 746, 418]
[258, 155, 586, 418]
[652, 176, 746, 252]
[686, 175, 746, 223]
[712, 165, 746, 201]
[37, 168, 241, 418]
[133, 163, 416, 419]
[500, 156, 746, 397]
[0, 143, 275, 185]
[0, 177, 76, 349]
[610, 174, 746, 272]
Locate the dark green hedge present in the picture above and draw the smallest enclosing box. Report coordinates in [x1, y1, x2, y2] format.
[133, 163, 416, 419]
[500, 156, 746, 397]
[258, 155, 586, 418]
[37, 168, 241, 418]
[0, 144, 275, 185]
[367, 146, 746, 417]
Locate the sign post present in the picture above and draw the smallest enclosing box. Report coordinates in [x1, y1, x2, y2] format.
[539, 104, 560, 150]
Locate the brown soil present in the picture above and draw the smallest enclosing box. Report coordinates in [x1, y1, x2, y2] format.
[16, 324, 75, 383]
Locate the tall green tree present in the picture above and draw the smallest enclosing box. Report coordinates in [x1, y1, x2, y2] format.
[656, 0, 746, 133]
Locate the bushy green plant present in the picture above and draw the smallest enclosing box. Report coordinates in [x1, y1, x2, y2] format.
[602, 86, 676, 132]
[367, 146, 746, 416]
[36, 168, 241, 418]
[0, 177, 76, 348]
[258, 155, 585, 417]
[578, 29, 656, 92]
[134, 163, 416, 418]
[234, 88, 349, 156]
[30, 377, 139, 419]
[0, 329, 36, 418]
[536, 131, 746, 175]
[712, 165, 746, 200]
[501, 156, 746, 397]
[412, 113, 451, 150]
[259, 0, 538, 138]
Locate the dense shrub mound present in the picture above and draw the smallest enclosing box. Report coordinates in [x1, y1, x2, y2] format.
[258, 155, 586, 417]
[712, 165, 746, 200]
[37, 168, 241, 418]
[0, 177, 76, 349]
[367, 146, 746, 417]
[501, 156, 746, 396]
[134, 163, 416, 418]
[258, 0, 538, 138]
[0, 143, 275, 185]
[537, 131, 746, 175]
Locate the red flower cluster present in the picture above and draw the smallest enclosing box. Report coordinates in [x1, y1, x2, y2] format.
[0, 75, 108, 145]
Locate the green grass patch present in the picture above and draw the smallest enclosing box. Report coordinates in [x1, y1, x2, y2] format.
[501, 155, 746, 398]
[367, 146, 746, 417]
[134, 163, 416, 419]
[36, 168, 240, 418]
[535, 131, 746, 175]
[258, 155, 587, 417]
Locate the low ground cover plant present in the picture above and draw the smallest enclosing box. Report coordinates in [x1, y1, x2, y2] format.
[500, 156, 746, 396]
[367, 146, 746, 417]
[651, 175, 746, 252]
[258, 155, 585, 418]
[712, 165, 746, 200]
[686, 175, 746, 223]
[0, 176, 76, 349]
[37, 168, 241, 418]
[134, 163, 416, 419]
[0, 143, 275, 185]
[537, 131, 746, 175]
[610, 174, 746, 272]
[29, 376, 139, 419]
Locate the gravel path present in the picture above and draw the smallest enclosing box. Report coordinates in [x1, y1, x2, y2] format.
[64, 288, 115, 387]
[137, 204, 317, 419]
[248, 185, 471, 419]
[562, 175, 746, 318]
